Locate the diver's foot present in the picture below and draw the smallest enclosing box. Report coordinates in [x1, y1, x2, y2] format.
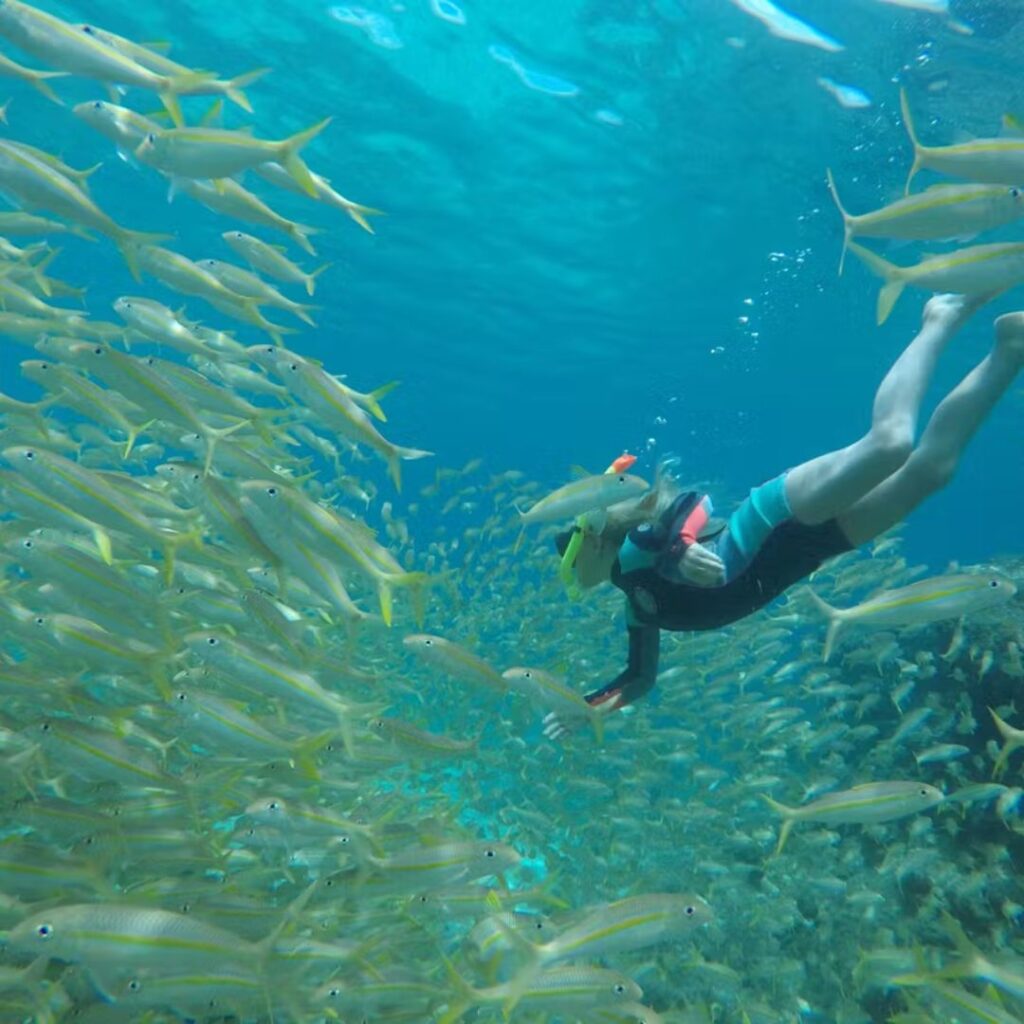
[922, 293, 977, 332]
[995, 312, 1024, 360]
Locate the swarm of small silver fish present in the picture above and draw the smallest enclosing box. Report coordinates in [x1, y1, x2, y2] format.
[0, 4, 1024, 1023]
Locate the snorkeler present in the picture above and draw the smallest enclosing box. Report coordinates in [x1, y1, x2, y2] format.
[544, 294, 1024, 740]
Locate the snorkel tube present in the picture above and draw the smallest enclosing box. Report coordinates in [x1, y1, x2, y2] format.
[558, 453, 638, 601]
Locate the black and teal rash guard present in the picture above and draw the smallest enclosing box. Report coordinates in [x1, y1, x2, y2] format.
[584, 484, 852, 712]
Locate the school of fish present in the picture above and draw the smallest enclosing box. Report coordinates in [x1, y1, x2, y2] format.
[0, 3, 1022, 1022]
[833, 89, 1024, 324]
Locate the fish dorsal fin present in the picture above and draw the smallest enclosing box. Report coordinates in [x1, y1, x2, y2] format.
[568, 464, 593, 478]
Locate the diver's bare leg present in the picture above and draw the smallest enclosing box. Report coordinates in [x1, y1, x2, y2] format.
[838, 312, 1024, 545]
[785, 294, 980, 526]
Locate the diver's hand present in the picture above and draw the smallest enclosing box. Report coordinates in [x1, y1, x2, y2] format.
[679, 541, 725, 587]
[542, 700, 617, 743]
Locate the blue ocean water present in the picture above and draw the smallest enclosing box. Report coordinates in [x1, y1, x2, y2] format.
[1, 0, 1022, 572]
[3, 5, 1024, 1021]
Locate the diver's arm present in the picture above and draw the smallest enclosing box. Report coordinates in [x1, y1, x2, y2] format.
[541, 624, 660, 741]
[584, 624, 660, 710]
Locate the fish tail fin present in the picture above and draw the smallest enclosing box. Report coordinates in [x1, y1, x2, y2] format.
[437, 954, 478, 1024]
[224, 67, 271, 112]
[386, 452, 402, 492]
[122, 419, 152, 460]
[396, 444, 433, 462]
[932, 911, 991, 980]
[376, 582, 394, 628]
[389, 445, 433, 489]
[381, 571, 431, 628]
[279, 117, 332, 197]
[256, 879, 320, 962]
[877, 280, 906, 326]
[92, 526, 113, 565]
[292, 730, 336, 780]
[305, 261, 333, 296]
[341, 200, 385, 234]
[147, 658, 172, 701]
[157, 90, 185, 128]
[900, 87, 924, 195]
[825, 168, 852, 275]
[760, 794, 797, 856]
[288, 222, 320, 256]
[78, 162, 104, 183]
[805, 588, 845, 662]
[590, 707, 605, 745]
[31, 73, 67, 106]
[987, 706, 1021, 778]
[289, 301, 318, 326]
[201, 419, 248, 475]
[365, 379, 400, 422]
[847, 241, 904, 324]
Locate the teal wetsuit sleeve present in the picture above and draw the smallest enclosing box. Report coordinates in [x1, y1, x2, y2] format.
[584, 623, 660, 710]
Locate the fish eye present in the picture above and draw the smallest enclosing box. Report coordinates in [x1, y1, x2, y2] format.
[35, 923, 53, 939]
[92, 100, 102, 109]
[685, 904, 695, 916]
[327, 987, 341, 999]
[534, 919, 544, 929]
[1012, 188, 1021, 198]
[33, 616, 44, 626]
[617, 475, 626, 482]
[267, 800, 281, 811]
[523, 670, 532, 679]
[484, 848, 496, 858]
[266, 486, 278, 496]
[127, 979, 141, 992]
[22, 539, 32, 549]
[919, 788, 929, 796]
[82, 24, 93, 33]
[337, 834, 351, 845]
[423, 638, 433, 645]
[38, 362, 49, 370]
[175, 692, 188, 703]
[613, 983, 626, 994]
[206, 636, 219, 646]
[40, 721, 51, 732]
[146, 133, 155, 143]
[23, 449, 35, 460]
[990, 579, 1000, 588]
[92, 346, 102, 355]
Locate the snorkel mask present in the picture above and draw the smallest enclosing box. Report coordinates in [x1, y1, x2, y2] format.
[556, 453, 637, 601]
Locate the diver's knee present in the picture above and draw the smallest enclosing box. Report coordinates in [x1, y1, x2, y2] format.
[866, 426, 913, 475]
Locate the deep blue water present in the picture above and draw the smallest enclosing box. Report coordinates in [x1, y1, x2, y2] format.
[1, 0, 1022, 568]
